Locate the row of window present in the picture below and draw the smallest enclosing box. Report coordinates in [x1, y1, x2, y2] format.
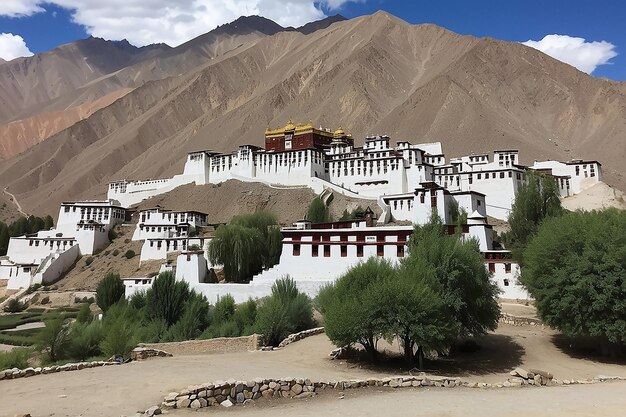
[293, 243, 405, 258]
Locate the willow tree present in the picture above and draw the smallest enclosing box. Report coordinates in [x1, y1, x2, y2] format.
[307, 197, 330, 223]
[208, 212, 282, 282]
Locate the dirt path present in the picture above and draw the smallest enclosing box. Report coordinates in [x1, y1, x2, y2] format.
[2, 187, 28, 217]
[1, 324, 625, 417]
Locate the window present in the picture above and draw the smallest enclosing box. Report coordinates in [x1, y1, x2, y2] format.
[503, 279, 510, 287]
[505, 263, 512, 273]
[488, 263, 495, 273]
[312, 245, 318, 257]
[500, 172, 505, 179]
[324, 245, 330, 257]
[357, 245, 363, 257]
[477, 173, 481, 180]
[575, 166, 580, 176]
[340, 245, 347, 257]
[397, 245, 404, 257]
[508, 171, 512, 178]
[377, 245, 384, 257]
[477, 200, 482, 207]
[293, 244, 300, 256]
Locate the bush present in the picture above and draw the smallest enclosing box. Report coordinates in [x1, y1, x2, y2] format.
[40, 296, 50, 305]
[124, 250, 136, 259]
[307, 197, 330, 223]
[38, 317, 71, 362]
[25, 283, 42, 295]
[0, 347, 31, 369]
[69, 321, 104, 361]
[112, 249, 120, 256]
[128, 291, 146, 310]
[234, 299, 257, 335]
[76, 303, 92, 324]
[3, 298, 25, 313]
[145, 271, 190, 326]
[255, 276, 313, 346]
[96, 272, 125, 313]
[101, 318, 136, 358]
[162, 293, 210, 341]
[84, 256, 94, 266]
[108, 228, 118, 242]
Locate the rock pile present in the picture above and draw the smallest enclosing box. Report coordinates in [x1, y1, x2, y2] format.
[0, 361, 117, 380]
[130, 347, 173, 361]
[277, 327, 325, 349]
[506, 368, 554, 386]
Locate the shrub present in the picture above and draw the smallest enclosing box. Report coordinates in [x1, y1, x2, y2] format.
[162, 293, 210, 341]
[3, 298, 25, 313]
[84, 257, 94, 266]
[128, 291, 146, 311]
[76, 303, 92, 324]
[95, 273, 125, 313]
[108, 228, 118, 242]
[25, 283, 42, 295]
[40, 296, 50, 305]
[112, 249, 120, 256]
[234, 299, 258, 335]
[255, 276, 313, 346]
[188, 244, 201, 251]
[38, 317, 71, 362]
[101, 318, 136, 358]
[69, 321, 104, 361]
[212, 294, 236, 324]
[307, 197, 330, 223]
[124, 250, 136, 259]
[0, 347, 31, 369]
[145, 271, 190, 325]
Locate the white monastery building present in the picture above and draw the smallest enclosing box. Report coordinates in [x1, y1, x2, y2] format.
[2, 121, 605, 305]
[107, 121, 602, 220]
[0, 200, 126, 290]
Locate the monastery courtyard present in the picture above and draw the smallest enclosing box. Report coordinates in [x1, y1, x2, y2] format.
[2, 304, 626, 417]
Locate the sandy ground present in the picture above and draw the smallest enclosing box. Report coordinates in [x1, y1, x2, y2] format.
[561, 182, 626, 211]
[1, 322, 625, 417]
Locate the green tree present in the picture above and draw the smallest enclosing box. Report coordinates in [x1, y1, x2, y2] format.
[401, 215, 500, 337]
[379, 271, 457, 368]
[521, 209, 626, 354]
[307, 197, 330, 223]
[504, 170, 563, 260]
[320, 258, 396, 360]
[256, 276, 314, 346]
[95, 272, 125, 313]
[76, 303, 92, 324]
[208, 223, 263, 282]
[145, 271, 190, 325]
[163, 292, 210, 341]
[44, 215, 54, 230]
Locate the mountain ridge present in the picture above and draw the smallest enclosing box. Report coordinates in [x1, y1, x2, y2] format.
[0, 11, 624, 219]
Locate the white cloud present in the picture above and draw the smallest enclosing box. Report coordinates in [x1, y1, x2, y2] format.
[0, 33, 33, 61]
[0, 0, 44, 17]
[522, 34, 617, 74]
[0, 1, 357, 48]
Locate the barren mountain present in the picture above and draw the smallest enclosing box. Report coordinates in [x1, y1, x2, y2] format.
[0, 11, 624, 217]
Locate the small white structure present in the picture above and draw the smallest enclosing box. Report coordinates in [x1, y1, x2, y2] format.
[0, 200, 126, 289]
[531, 159, 602, 197]
[132, 208, 208, 241]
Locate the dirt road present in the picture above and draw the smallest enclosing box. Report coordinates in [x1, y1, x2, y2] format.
[1, 324, 624, 417]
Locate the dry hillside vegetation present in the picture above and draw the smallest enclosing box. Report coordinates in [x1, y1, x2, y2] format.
[0, 12, 625, 217]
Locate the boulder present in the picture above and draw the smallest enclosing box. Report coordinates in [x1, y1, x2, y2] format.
[145, 406, 161, 416]
[529, 369, 553, 380]
[176, 398, 191, 408]
[292, 384, 303, 395]
[221, 399, 233, 408]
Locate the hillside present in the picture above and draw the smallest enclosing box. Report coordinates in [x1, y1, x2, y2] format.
[0, 11, 625, 216]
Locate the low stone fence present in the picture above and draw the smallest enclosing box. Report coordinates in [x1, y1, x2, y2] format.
[139, 334, 262, 356]
[499, 313, 544, 326]
[0, 361, 118, 380]
[131, 373, 626, 416]
[277, 327, 325, 348]
[130, 347, 173, 361]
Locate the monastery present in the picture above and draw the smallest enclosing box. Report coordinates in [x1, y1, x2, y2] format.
[0, 121, 604, 303]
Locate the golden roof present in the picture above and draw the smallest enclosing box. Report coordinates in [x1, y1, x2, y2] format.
[265, 120, 334, 139]
[333, 127, 346, 137]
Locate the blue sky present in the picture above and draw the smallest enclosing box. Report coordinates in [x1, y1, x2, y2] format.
[0, 0, 623, 80]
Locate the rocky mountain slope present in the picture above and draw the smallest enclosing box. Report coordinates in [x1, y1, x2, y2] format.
[0, 11, 624, 217]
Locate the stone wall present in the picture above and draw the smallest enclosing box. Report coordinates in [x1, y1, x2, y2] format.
[0, 361, 117, 380]
[499, 313, 544, 326]
[277, 327, 325, 348]
[139, 334, 261, 356]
